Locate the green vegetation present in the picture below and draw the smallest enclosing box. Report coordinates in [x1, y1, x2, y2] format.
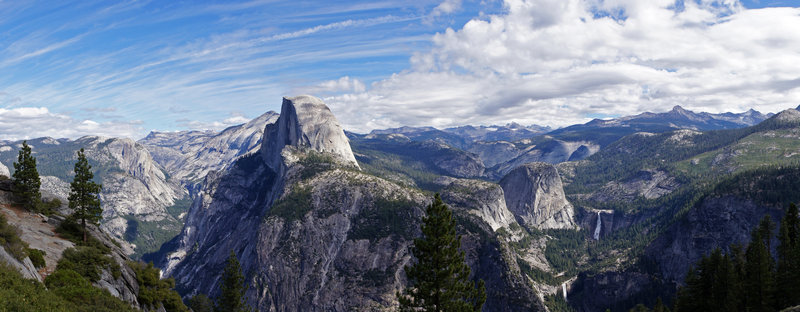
[544, 293, 575, 312]
[398, 193, 486, 312]
[69, 148, 103, 242]
[628, 298, 670, 312]
[129, 261, 188, 312]
[0, 262, 79, 311]
[673, 204, 800, 312]
[57, 246, 120, 282]
[44, 268, 136, 312]
[26, 248, 45, 268]
[517, 259, 569, 286]
[55, 217, 112, 253]
[166, 198, 193, 219]
[12, 141, 42, 212]
[545, 229, 587, 274]
[348, 196, 417, 241]
[188, 294, 214, 312]
[267, 185, 313, 221]
[298, 152, 337, 179]
[0, 213, 28, 260]
[217, 250, 252, 312]
[565, 118, 800, 195]
[125, 217, 184, 260]
[0, 138, 124, 182]
[350, 139, 450, 191]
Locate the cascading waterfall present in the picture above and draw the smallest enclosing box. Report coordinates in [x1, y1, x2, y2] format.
[562, 282, 568, 301]
[593, 211, 602, 240]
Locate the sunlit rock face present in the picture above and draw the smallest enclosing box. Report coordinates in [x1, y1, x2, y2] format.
[500, 162, 577, 230]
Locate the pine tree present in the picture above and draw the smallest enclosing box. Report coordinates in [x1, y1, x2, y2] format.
[68, 148, 102, 243]
[12, 141, 41, 211]
[216, 250, 251, 312]
[776, 203, 800, 308]
[744, 216, 775, 312]
[398, 193, 486, 312]
[189, 294, 214, 312]
[652, 297, 669, 312]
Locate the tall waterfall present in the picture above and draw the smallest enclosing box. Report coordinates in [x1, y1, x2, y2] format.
[593, 212, 602, 240]
[562, 282, 568, 301]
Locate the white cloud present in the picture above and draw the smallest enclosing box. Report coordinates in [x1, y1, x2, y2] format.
[325, 0, 800, 132]
[0, 107, 143, 140]
[176, 112, 254, 131]
[431, 0, 463, 17]
[297, 76, 366, 95]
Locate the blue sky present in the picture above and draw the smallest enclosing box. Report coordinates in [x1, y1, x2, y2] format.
[0, 0, 799, 139]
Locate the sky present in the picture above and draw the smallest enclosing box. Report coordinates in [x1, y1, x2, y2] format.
[0, 0, 799, 140]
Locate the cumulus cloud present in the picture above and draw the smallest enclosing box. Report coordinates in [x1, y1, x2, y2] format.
[0, 107, 143, 140]
[325, 0, 800, 132]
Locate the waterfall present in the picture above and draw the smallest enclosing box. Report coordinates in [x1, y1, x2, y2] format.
[593, 211, 602, 240]
[562, 282, 568, 301]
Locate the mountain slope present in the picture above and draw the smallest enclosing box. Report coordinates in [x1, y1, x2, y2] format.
[162, 95, 549, 311]
[140, 111, 279, 193]
[0, 136, 186, 258]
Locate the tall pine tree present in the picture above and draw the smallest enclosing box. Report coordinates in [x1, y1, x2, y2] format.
[744, 216, 775, 312]
[216, 250, 251, 312]
[68, 148, 102, 242]
[12, 141, 41, 211]
[398, 193, 486, 312]
[777, 203, 800, 308]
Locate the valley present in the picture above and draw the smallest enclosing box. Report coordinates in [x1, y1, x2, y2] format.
[1, 96, 799, 311]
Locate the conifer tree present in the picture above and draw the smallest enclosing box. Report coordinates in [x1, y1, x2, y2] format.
[744, 216, 775, 312]
[652, 297, 669, 312]
[398, 193, 486, 312]
[216, 250, 251, 312]
[776, 203, 800, 308]
[68, 148, 102, 242]
[12, 141, 41, 211]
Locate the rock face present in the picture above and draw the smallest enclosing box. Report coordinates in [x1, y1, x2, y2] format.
[646, 195, 784, 282]
[0, 160, 9, 177]
[500, 162, 577, 230]
[0, 136, 186, 256]
[589, 169, 680, 202]
[163, 96, 545, 311]
[441, 178, 515, 231]
[0, 244, 41, 282]
[490, 140, 600, 178]
[261, 95, 358, 172]
[0, 185, 143, 308]
[140, 111, 279, 192]
[467, 141, 522, 168]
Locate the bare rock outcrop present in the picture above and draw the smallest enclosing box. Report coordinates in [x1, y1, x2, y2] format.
[499, 162, 577, 230]
[261, 95, 359, 171]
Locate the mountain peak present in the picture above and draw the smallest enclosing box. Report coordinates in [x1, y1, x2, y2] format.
[260, 95, 359, 171]
[772, 108, 800, 123]
[671, 105, 687, 112]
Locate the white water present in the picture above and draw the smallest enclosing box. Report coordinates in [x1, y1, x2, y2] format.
[562, 282, 568, 301]
[593, 211, 602, 240]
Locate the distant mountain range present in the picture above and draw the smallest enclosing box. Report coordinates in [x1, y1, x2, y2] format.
[2, 98, 798, 312]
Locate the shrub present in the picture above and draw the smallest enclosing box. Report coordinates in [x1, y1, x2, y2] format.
[55, 217, 110, 253]
[26, 248, 46, 268]
[36, 198, 62, 214]
[57, 246, 118, 282]
[188, 294, 214, 312]
[0, 214, 28, 260]
[45, 268, 136, 312]
[129, 261, 188, 312]
[0, 262, 76, 311]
